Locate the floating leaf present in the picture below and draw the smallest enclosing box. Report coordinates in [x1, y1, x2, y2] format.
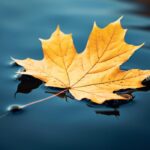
[13, 17, 150, 104]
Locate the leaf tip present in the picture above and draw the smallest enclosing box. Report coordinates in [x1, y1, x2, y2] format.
[56, 25, 61, 32]
[118, 16, 124, 22]
[141, 42, 145, 47]
[92, 21, 100, 30]
[39, 38, 44, 42]
[114, 16, 124, 24]
[138, 42, 145, 49]
[10, 56, 15, 61]
[69, 33, 73, 37]
[93, 21, 97, 27]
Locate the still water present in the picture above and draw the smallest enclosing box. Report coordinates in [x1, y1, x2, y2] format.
[0, 0, 150, 149]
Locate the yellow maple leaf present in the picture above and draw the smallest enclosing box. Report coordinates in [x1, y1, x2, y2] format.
[13, 17, 150, 104]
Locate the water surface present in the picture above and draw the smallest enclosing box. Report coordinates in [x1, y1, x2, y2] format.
[0, 0, 150, 150]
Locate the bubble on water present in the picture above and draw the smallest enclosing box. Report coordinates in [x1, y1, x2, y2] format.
[7, 104, 24, 112]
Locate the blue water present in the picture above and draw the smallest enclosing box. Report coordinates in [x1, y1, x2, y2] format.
[0, 0, 150, 150]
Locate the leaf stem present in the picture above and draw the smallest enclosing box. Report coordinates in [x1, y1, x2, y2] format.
[22, 89, 68, 108]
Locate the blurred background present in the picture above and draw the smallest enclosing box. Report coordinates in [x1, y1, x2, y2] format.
[0, 0, 150, 150]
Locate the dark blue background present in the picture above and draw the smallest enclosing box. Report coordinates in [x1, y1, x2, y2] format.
[0, 0, 150, 150]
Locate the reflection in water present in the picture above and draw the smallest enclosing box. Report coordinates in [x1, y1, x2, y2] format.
[47, 89, 128, 116]
[15, 75, 42, 95]
[95, 109, 120, 117]
[87, 98, 133, 116]
[15, 74, 150, 117]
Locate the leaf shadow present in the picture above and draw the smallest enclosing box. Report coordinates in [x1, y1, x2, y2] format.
[15, 75, 43, 96]
[45, 87, 134, 117]
[95, 109, 120, 117]
[15, 75, 150, 117]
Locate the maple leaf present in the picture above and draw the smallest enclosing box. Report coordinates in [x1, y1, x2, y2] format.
[13, 17, 150, 104]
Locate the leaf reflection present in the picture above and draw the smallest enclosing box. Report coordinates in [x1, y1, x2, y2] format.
[95, 109, 120, 117]
[15, 75, 150, 117]
[15, 75, 42, 96]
